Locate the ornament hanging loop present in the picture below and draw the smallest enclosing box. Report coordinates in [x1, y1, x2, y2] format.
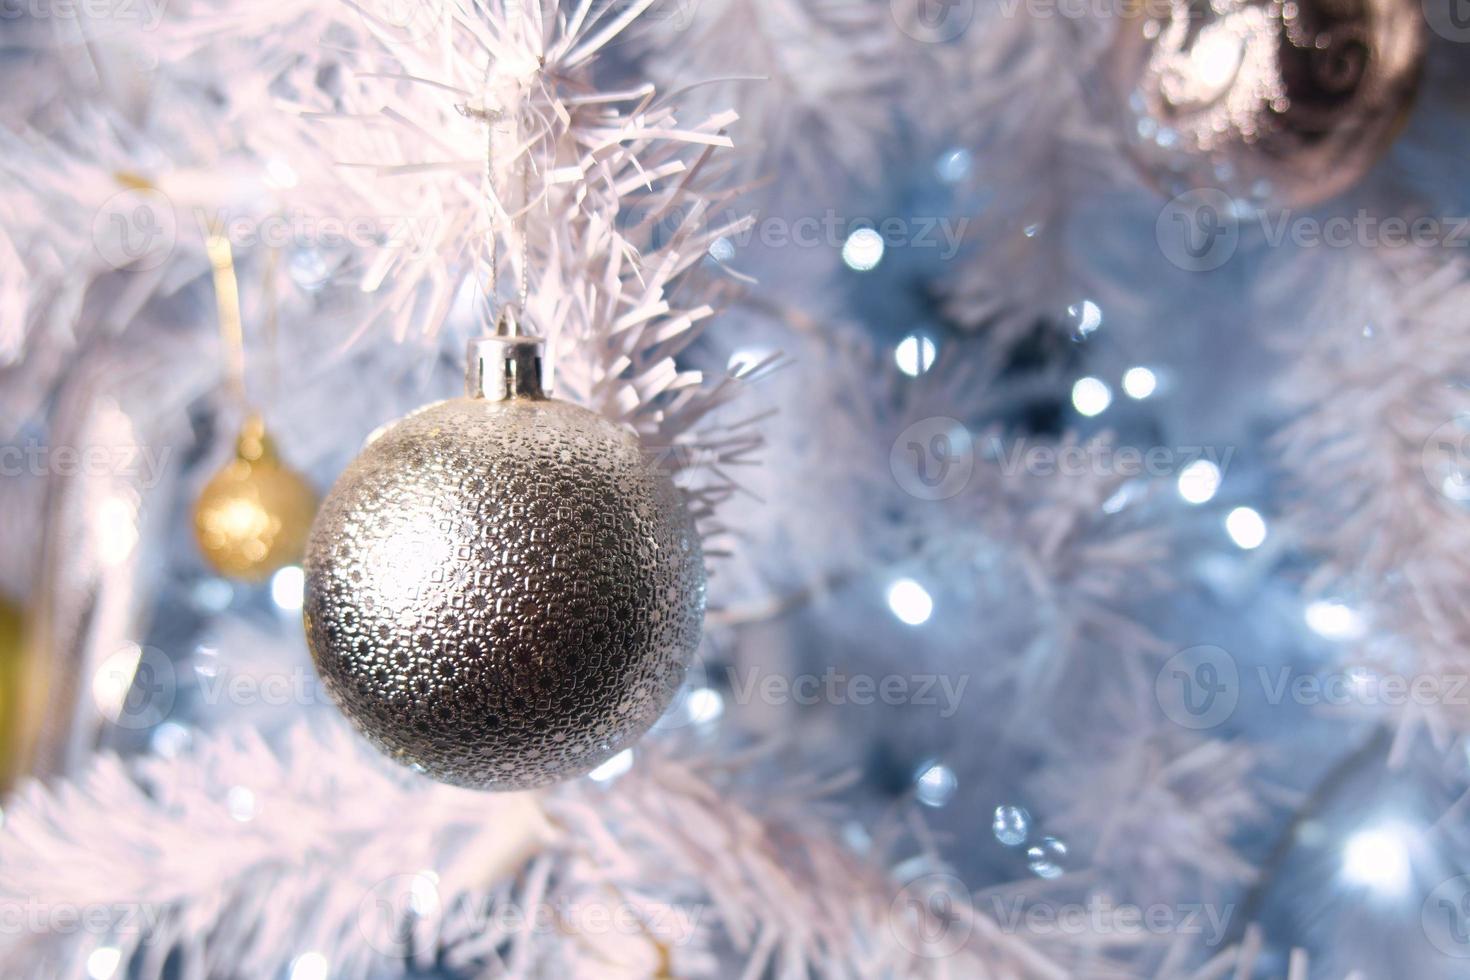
[459, 98, 532, 325]
[467, 307, 545, 402]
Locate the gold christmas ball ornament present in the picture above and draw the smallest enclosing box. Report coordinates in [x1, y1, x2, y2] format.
[193, 414, 318, 581]
[302, 312, 706, 791]
[1097, 0, 1424, 208]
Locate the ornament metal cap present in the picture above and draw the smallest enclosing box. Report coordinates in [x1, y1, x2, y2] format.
[467, 307, 545, 402]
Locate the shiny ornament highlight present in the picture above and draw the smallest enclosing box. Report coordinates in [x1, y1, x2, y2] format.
[303, 318, 705, 791]
[1097, 0, 1424, 207]
[193, 414, 318, 582]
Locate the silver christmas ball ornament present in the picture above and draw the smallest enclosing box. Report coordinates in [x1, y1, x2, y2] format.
[1096, 0, 1424, 208]
[304, 312, 705, 790]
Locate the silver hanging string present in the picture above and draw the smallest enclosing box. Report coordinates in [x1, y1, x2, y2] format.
[459, 101, 532, 327]
[483, 106, 506, 326]
[514, 150, 530, 313]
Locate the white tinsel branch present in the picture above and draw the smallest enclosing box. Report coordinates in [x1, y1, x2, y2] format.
[4, 0, 765, 543]
[0, 717, 1015, 978]
[1272, 246, 1470, 760]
